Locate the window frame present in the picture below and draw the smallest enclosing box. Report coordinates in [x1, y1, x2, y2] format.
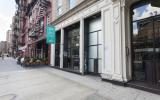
[57, 0, 63, 15]
[69, 0, 77, 9]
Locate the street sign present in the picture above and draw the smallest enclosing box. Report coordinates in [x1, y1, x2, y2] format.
[46, 25, 56, 44]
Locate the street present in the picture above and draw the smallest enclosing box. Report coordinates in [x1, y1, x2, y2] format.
[0, 57, 24, 72]
[0, 58, 159, 100]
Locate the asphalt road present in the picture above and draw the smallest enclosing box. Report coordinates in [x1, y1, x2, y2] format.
[0, 57, 24, 72]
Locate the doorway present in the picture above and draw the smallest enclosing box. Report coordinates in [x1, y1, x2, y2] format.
[55, 30, 61, 67]
[85, 13, 102, 74]
[131, 2, 160, 86]
[63, 23, 80, 72]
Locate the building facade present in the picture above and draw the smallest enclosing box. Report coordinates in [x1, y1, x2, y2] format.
[14, 0, 53, 64]
[50, 0, 128, 80]
[0, 41, 7, 54]
[11, 12, 20, 56]
[6, 30, 13, 55]
[12, 0, 160, 93]
[49, 0, 160, 93]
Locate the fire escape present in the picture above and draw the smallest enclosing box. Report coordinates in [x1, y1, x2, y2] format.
[28, 0, 51, 39]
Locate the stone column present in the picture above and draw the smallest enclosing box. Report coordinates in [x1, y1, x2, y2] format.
[50, 44, 55, 66]
[120, 0, 131, 81]
[60, 28, 64, 69]
[80, 18, 84, 74]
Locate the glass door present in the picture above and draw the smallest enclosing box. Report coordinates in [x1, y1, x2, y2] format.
[154, 16, 160, 85]
[88, 17, 102, 74]
[63, 27, 80, 72]
[132, 3, 160, 85]
[69, 29, 80, 71]
[55, 31, 61, 67]
[132, 18, 154, 83]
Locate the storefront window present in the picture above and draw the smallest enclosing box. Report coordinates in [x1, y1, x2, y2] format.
[87, 16, 102, 74]
[63, 25, 80, 72]
[132, 2, 160, 84]
[133, 4, 160, 21]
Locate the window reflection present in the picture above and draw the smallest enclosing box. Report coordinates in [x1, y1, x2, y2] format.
[133, 4, 160, 21]
[132, 3, 160, 81]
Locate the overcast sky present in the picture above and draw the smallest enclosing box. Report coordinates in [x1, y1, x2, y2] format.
[0, 0, 16, 41]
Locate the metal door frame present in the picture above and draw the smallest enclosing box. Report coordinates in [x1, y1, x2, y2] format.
[131, 2, 160, 85]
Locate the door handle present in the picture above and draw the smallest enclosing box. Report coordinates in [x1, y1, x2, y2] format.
[126, 47, 129, 57]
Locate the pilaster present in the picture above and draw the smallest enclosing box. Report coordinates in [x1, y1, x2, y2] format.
[60, 28, 64, 69]
[79, 18, 84, 74]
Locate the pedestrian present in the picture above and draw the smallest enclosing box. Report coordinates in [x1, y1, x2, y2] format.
[1, 53, 4, 60]
[21, 57, 24, 66]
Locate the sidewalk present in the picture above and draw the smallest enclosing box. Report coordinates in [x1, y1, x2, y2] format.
[42, 67, 160, 100]
[0, 57, 159, 100]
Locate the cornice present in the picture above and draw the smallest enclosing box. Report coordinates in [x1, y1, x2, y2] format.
[51, 0, 99, 26]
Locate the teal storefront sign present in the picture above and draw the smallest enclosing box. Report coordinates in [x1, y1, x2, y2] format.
[46, 25, 56, 44]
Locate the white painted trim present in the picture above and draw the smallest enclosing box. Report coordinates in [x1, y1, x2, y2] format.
[54, 0, 106, 30]
[101, 4, 114, 80]
[79, 18, 84, 74]
[50, 44, 55, 66]
[60, 28, 64, 69]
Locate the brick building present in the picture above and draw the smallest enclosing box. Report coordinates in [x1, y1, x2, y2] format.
[6, 30, 13, 55]
[14, 0, 53, 64]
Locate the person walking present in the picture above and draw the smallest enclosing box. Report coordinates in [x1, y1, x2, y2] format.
[1, 53, 4, 60]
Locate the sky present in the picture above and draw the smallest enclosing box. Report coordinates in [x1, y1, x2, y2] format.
[0, 0, 16, 41]
[133, 4, 160, 35]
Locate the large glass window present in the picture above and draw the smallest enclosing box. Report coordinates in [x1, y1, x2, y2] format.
[69, 0, 77, 9]
[63, 25, 80, 72]
[133, 3, 160, 21]
[87, 16, 102, 74]
[132, 2, 160, 85]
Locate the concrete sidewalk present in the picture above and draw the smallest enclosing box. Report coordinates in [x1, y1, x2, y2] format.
[0, 57, 159, 100]
[0, 67, 159, 100]
[0, 68, 105, 100]
[43, 68, 160, 100]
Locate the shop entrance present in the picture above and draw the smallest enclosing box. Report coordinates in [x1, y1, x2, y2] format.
[84, 13, 102, 74]
[55, 31, 61, 67]
[132, 2, 160, 86]
[63, 23, 80, 72]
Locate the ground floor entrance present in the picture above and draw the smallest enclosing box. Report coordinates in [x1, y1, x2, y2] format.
[55, 31, 61, 68]
[63, 23, 80, 72]
[131, 2, 160, 87]
[27, 39, 49, 65]
[84, 13, 102, 75]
